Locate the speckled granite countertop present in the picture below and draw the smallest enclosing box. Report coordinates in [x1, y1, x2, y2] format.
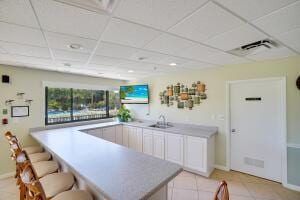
[30, 123, 182, 200]
[123, 120, 218, 138]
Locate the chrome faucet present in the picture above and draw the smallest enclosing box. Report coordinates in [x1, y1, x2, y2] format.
[158, 114, 166, 126]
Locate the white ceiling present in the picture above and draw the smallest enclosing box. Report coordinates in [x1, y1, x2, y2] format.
[0, 0, 299, 80]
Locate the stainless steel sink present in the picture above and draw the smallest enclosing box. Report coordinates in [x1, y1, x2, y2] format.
[148, 123, 173, 129]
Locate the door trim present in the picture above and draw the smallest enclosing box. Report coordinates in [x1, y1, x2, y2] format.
[225, 77, 287, 184]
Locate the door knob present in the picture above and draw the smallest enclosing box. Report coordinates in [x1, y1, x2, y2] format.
[231, 129, 236, 133]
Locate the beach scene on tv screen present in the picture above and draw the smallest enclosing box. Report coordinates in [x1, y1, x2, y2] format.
[120, 85, 149, 104]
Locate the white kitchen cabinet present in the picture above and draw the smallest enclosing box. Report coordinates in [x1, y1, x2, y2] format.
[153, 131, 165, 159]
[128, 126, 143, 152]
[123, 126, 129, 147]
[102, 127, 116, 143]
[165, 133, 184, 165]
[143, 129, 153, 156]
[115, 125, 123, 145]
[184, 136, 206, 172]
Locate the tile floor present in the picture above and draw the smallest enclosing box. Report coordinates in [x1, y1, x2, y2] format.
[0, 169, 299, 200]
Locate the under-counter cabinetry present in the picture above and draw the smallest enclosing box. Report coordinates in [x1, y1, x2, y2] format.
[142, 129, 165, 159]
[115, 125, 123, 145]
[153, 131, 165, 159]
[102, 127, 116, 143]
[165, 133, 184, 165]
[84, 124, 215, 177]
[128, 126, 143, 152]
[142, 129, 153, 156]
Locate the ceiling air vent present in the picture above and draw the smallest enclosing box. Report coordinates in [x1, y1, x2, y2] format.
[228, 39, 279, 56]
[54, 0, 116, 13]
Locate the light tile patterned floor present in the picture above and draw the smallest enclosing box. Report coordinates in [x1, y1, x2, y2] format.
[0, 169, 300, 200]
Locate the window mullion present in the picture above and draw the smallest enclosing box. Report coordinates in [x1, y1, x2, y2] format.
[106, 90, 109, 118]
[71, 88, 74, 122]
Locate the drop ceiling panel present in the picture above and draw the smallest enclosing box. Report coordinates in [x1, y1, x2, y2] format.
[102, 18, 161, 48]
[0, 41, 50, 58]
[215, 0, 297, 21]
[201, 52, 250, 65]
[0, 0, 39, 28]
[203, 24, 267, 51]
[157, 56, 190, 66]
[45, 32, 97, 53]
[31, 0, 110, 39]
[246, 47, 297, 61]
[276, 28, 300, 52]
[0, 53, 53, 66]
[95, 42, 137, 59]
[169, 2, 244, 42]
[114, 0, 208, 30]
[130, 50, 168, 63]
[182, 61, 216, 70]
[174, 44, 221, 61]
[144, 33, 195, 55]
[90, 55, 123, 66]
[52, 49, 90, 62]
[0, 22, 46, 47]
[253, 1, 300, 35]
[87, 63, 117, 72]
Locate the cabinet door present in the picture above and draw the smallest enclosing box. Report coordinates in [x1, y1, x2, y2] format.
[184, 136, 207, 172]
[153, 131, 165, 159]
[136, 128, 143, 152]
[102, 127, 116, 143]
[128, 127, 138, 151]
[165, 133, 184, 165]
[115, 125, 123, 145]
[123, 126, 129, 147]
[143, 129, 153, 156]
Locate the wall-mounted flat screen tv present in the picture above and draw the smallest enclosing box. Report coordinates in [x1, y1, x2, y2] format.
[120, 85, 149, 104]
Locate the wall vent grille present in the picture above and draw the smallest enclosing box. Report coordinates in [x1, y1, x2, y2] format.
[244, 157, 265, 168]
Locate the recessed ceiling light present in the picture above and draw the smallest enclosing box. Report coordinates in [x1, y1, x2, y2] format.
[117, 74, 121, 77]
[67, 43, 83, 50]
[128, 70, 134, 73]
[169, 62, 177, 66]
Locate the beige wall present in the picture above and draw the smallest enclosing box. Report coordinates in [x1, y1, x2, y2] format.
[128, 56, 300, 168]
[0, 65, 125, 175]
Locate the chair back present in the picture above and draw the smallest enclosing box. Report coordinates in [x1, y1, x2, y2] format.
[20, 161, 47, 200]
[214, 180, 229, 200]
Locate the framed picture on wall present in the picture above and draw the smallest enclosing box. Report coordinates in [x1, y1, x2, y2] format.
[11, 106, 29, 117]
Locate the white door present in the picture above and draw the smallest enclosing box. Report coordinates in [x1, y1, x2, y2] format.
[102, 127, 116, 143]
[143, 129, 153, 156]
[230, 78, 284, 182]
[165, 133, 184, 165]
[153, 131, 165, 159]
[184, 136, 207, 172]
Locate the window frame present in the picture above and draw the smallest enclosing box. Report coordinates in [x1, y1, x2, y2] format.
[45, 87, 114, 125]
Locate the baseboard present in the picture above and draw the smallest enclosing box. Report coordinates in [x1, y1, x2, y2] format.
[283, 182, 300, 192]
[0, 171, 14, 180]
[214, 165, 230, 171]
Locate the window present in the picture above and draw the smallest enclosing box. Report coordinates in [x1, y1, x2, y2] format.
[46, 87, 120, 125]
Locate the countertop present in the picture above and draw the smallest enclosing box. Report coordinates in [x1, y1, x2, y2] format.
[30, 122, 182, 200]
[122, 120, 218, 138]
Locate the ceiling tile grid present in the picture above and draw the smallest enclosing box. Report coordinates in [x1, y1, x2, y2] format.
[0, 0, 299, 80]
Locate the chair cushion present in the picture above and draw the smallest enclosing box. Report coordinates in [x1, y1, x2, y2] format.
[40, 172, 74, 198]
[52, 190, 93, 200]
[23, 146, 43, 154]
[28, 152, 51, 163]
[32, 161, 59, 178]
